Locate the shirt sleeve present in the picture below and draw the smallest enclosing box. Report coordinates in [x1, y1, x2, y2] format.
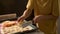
[52, 0, 59, 17]
[26, 0, 34, 9]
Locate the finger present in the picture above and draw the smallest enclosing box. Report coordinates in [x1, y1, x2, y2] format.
[17, 17, 22, 22]
[33, 18, 37, 24]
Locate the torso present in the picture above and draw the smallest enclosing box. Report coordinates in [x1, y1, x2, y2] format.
[34, 0, 52, 16]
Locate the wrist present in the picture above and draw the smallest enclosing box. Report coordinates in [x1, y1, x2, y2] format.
[21, 15, 26, 20]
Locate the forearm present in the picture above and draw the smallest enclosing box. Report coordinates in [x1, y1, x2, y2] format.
[39, 15, 58, 20]
[45, 15, 58, 20]
[34, 15, 58, 23]
[22, 9, 32, 19]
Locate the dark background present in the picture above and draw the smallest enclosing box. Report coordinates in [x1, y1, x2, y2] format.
[0, 0, 34, 20]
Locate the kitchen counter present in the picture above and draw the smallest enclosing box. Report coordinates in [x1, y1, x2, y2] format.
[0, 13, 16, 20]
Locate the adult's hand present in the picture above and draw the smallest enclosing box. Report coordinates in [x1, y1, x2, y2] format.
[33, 16, 40, 24]
[33, 15, 53, 23]
[17, 16, 25, 23]
[33, 15, 44, 24]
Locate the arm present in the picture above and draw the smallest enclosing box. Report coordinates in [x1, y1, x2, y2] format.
[17, 0, 34, 22]
[51, 0, 59, 19]
[21, 8, 33, 19]
[33, 0, 59, 23]
[21, 0, 34, 19]
[42, 0, 59, 20]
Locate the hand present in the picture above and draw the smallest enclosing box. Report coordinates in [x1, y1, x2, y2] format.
[33, 15, 44, 24]
[33, 16, 40, 24]
[17, 16, 25, 23]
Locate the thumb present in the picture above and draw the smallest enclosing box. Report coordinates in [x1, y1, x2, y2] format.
[17, 16, 23, 22]
[33, 18, 37, 24]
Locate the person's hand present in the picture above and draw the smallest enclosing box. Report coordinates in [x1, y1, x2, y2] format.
[33, 16, 40, 24]
[17, 16, 25, 23]
[33, 15, 44, 24]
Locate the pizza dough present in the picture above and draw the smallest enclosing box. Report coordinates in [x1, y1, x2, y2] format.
[3, 25, 23, 34]
[0, 20, 34, 34]
[2, 21, 17, 27]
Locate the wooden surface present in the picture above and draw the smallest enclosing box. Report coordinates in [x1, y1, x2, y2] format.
[0, 13, 16, 20]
